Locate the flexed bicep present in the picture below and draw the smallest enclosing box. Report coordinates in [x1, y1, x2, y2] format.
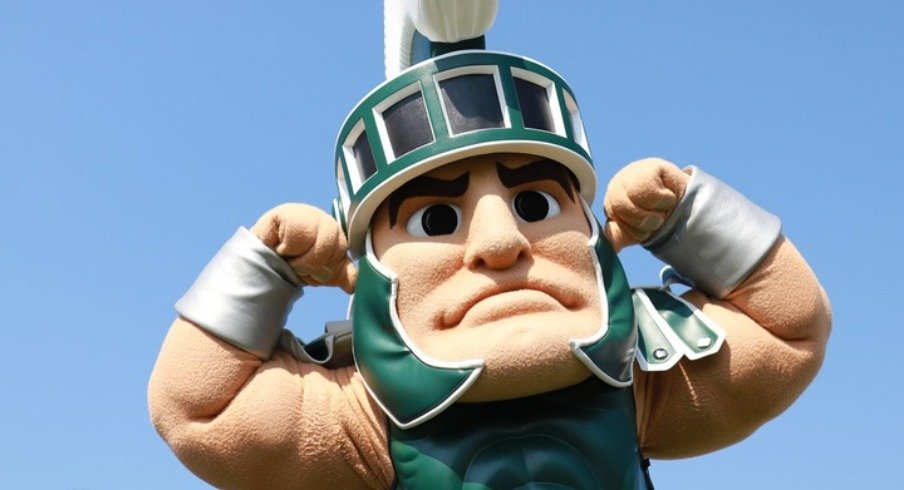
[149, 203, 392, 488]
[635, 238, 830, 457]
[149, 319, 392, 488]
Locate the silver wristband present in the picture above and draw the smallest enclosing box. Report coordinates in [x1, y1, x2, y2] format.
[642, 166, 782, 299]
[175, 227, 303, 359]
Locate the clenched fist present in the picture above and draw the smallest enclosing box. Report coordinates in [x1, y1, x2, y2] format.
[251, 204, 357, 293]
[603, 158, 690, 252]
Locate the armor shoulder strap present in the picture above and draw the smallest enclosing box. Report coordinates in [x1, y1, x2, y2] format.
[276, 320, 355, 368]
[633, 287, 726, 372]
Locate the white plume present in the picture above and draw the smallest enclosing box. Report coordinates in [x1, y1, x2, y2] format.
[384, 0, 499, 78]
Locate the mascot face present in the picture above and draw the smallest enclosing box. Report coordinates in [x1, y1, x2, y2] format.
[343, 53, 635, 425]
[371, 153, 600, 402]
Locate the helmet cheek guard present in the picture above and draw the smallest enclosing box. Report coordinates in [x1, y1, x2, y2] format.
[334, 50, 596, 258]
[351, 238, 485, 429]
[337, 50, 638, 428]
[351, 209, 638, 429]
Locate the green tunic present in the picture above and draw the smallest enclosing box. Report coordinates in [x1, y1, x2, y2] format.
[338, 233, 718, 490]
[389, 378, 650, 490]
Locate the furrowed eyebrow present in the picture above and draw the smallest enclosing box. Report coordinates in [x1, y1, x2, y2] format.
[495, 159, 577, 202]
[388, 172, 470, 227]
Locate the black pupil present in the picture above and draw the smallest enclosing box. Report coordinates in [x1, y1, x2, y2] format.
[422, 204, 458, 236]
[514, 191, 549, 222]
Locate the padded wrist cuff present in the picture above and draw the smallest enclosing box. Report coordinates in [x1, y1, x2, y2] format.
[642, 166, 781, 299]
[175, 227, 303, 359]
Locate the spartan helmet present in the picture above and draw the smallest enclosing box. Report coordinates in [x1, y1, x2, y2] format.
[332, 50, 598, 256]
[333, 1, 637, 429]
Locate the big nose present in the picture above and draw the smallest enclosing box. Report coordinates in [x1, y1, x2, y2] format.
[464, 195, 531, 270]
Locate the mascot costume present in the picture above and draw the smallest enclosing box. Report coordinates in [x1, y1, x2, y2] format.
[149, 1, 831, 488]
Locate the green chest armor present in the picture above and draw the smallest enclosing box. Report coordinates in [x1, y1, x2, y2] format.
[389, 378, 647, 490]
[342, 223, 722, 490]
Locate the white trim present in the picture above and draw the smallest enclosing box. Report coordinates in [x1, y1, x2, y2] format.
[346, 293, 354, 319]
[293, 333, 336, 366]
[433, 65, 511, 136]
[335, 49, 573, 155]
[633, 289, 682, 372]
[343, 120, 368, 193]
[634, 347, 665, 372]
[336, 159, 351, 214]
[632, 288, 726, 372]
[510, 67, 566, 137]
[346, 138, 598, 256]
[663, 291, 726, 360]
[372, 82, 435, 162]
[352, 232, 484, 429]
[562, 91, 589, 155]
[568, 199, 633, 388]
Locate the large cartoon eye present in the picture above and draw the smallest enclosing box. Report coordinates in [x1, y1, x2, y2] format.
[512, 190, 561, 223]
[407, 204, 462, 237]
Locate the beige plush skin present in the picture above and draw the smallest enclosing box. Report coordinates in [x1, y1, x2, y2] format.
[148, 155, 831, 488]
[371, 154, 600, 402]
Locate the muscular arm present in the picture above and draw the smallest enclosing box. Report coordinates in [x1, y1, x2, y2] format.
[148, 319, 393, 489]
[148, 204, 394, 489]
[633, 237, 831, 458]
[604, 158, 831, 458]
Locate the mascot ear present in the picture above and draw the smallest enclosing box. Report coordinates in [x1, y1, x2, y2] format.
[352, 254, 484, 429]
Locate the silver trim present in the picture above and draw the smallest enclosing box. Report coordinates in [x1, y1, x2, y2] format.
[632, 289, 725, 372]
[642, 167, 782, 299]
[175, 228, 302, 359]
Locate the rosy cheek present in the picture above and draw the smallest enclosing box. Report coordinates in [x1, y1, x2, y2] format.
[382, 242, 463, 312]
[531, 229, 594, 269]
[385, 242, 462, 275]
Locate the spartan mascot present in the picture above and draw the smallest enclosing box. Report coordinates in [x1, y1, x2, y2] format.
[149, 1, 831, 488]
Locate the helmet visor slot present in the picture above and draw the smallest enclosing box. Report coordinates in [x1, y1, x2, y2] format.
[563, 91, 589, 154]
[353, 131, 377, 182]
[438, 73, 506, 135]
[343, 120, 377, 192]
[514, 77, 556, 132]
[381, 91, 434, 159]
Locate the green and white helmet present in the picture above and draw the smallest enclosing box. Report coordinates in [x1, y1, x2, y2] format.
[332, 2, 596, 256]
[336, 1, 638, 429]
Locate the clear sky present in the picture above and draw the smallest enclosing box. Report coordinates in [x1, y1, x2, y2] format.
[1, 1, 901, 488]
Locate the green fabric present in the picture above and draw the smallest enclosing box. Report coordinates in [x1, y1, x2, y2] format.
[644, 289, 721, 356]
[337, 51, 591, 205]
[633, 287, 724, 368]
[633, 295, 678, 366]
[390, 378, 646, 490]
[575, 229, 636, 384]
[352, 232, 645, 427]
[429, 36, 487, 59]
[352, 256, 478, 427]
[334, 50, 596, 256]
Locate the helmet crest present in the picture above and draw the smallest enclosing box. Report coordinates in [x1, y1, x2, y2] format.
[341, 1, 631, 429]
[333, 51, 596, 257]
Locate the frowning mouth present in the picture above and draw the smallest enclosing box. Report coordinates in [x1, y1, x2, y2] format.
[441, 283, 581, 329]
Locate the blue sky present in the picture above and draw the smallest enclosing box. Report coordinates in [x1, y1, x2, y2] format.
[1, 1, 901, 488]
